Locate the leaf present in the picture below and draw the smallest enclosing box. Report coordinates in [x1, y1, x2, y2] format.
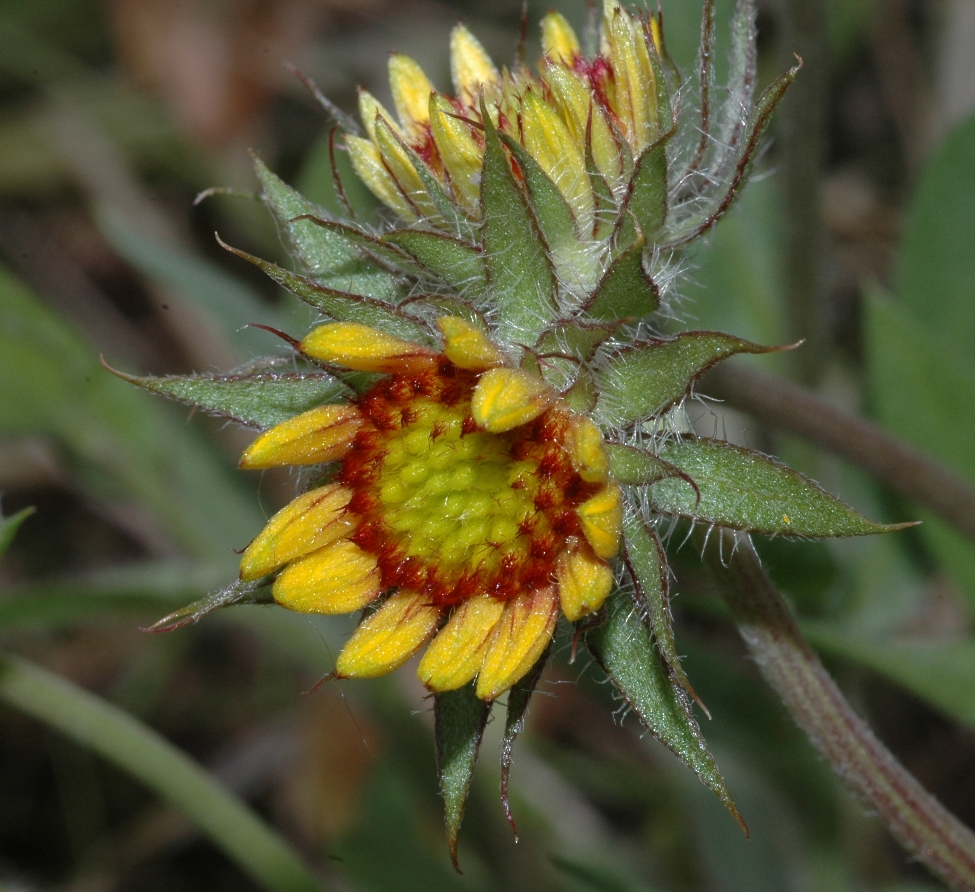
[0, 653, 326, 892]
[535, 321, 619, 361]
[653, 437, 904, 537]
[382, 229, 487, 296]
[583, 234, 659, 322]
[605, 442, 688, 487]
[434, 683, 490, 869]
[499, 648, 549, 838]
[0, 505, 34, 563]
[144, 578, 274, 633]
[586, 590, 742, 827]
[594, 331, 781, 426]
[479, 106, 559, 343]
[0, 264, 262, 562]
[253, 155, 401, 301]
[865, 292, 975, 607]
[895, 111, 975, 371]
[498, 134, 584, 265]
[615, 141, 668, 248]
[109, 369, 348, 430]
[622, 517, 703, 710]
[219, 240, 430, 344]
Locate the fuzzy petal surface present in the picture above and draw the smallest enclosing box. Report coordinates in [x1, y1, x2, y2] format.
[239, 405, 362, 469]
[273, 539, 380, 614]
[437, 316, 505, 370]
[578, 484, 623, 558]
[418, 595, 506, 691]
[471, 368, 554, 433]
[301, 322, 438, 374]
[556, 542, 614, 621]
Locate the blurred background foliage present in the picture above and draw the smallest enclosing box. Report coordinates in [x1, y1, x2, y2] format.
[1, 0, 974, 889]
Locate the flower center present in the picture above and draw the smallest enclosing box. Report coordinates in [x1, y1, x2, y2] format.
[340, 361, 599, 606]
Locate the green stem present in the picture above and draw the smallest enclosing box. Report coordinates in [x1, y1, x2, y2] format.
[704, 529, 975, 891]
[704, 362, 975, 544]
[0, 652, 327, 892]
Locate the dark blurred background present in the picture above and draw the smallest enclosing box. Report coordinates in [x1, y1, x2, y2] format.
[1, 0, 974, 890]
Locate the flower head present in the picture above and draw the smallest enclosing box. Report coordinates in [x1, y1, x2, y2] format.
[119, 0, 904, 867]
[237, 319, 621, 700]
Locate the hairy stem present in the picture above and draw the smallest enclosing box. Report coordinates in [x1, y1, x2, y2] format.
[703, 363, 975, 543]
[705, 529, 975, 891]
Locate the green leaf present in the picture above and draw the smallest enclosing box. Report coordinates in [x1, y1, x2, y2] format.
[622, 517, 701, 708]
[535, 321, 618, 361]
[865, 292, 975, 607]
[110, 369, 348, 430]
[586, 590, 741, 827]
[434, 683, 490, 869]
[219, 241, 430, 344]
[606, 442, 687, 487]
[0, 653, 327, 892]
[594, 331, 780, 426]
[382, 229, 487, 296]
[616, 142, 668, 248]
[583, 234, 659, 322]
[804, 624, 975, 731]
[654, 436, 903, 537]
[500, 648, 549, 836]
[479, 106, 559, 343]
[498, 134, 583, 264]
[253, 155, 401, 301]
[0, 264, 262, 562]
[896, 111, 975, 371]
[0, 505, 34, 563]
[145, 578, 274, 633]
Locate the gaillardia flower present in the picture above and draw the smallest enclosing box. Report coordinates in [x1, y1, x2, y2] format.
[121, 0, 901, 863]
[235, 318, 622, 701]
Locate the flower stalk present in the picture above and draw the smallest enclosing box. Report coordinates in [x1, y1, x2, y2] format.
[705, 528, 975, 892]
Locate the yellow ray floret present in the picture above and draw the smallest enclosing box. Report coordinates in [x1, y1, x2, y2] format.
[565, 416, 611, 483]
[556, 542, 614, 621]
[437, 316, 505, 370]
[389, 53, 435, 133]
[417, 594, 506, 691]
[301, 322, 438, 374]
[429, 94, 483, 212]
[476, 587, 559, 701]
[239, 484, 358, 581]
[450, 24, 499, 101]
[337, 590, 441, 679]
[540, 11, 581, 65]
[471, 367, 555, 433]
[239, 405, 362, 469]
[273, 538, 381, 614]
[344, 134, 417, 220]
[577, 484, 623, 558]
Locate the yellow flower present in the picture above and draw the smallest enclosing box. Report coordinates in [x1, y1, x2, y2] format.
[238, 318, 621, 701]
[345, 1, 666, 225]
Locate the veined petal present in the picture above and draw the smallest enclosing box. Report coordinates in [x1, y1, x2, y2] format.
[373, 116, 439, 218]
[389, 53, 435, 132]
[542, 61, 623, 189]
[239, 405, 362, 469]
[240, 484, 358, 581]
[430, 93, 483, 211]
[471, 368, 555, 433]
[606, 1, 657, 152]
[437, 316, 505, 370]
[336, 590, 440, 678]
[417, 595, 505, 691]
[577, 483, 623, 558]
[273, 538, 380, 614]
[565, 416, 611, 483]
[301, 322, 439, 374]
[358, 89, 402, 143]
[556, 542, 614, 621]
[475, 587, 558, 701]
[520, 89, 592, 225]
[345, 134, 417, 220]
[450, 24, 499, 101]
[540, 11, 581, 65]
